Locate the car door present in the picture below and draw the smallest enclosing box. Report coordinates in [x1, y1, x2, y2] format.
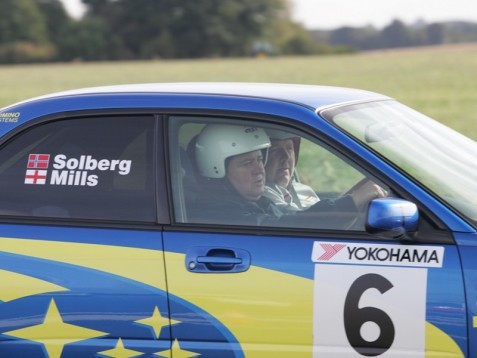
[456, 232, 477, 358]
[0, 114, 172, 357]
[163, 114, 467, 357]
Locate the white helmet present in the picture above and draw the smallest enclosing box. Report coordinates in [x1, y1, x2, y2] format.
[195, 124, 270, 178]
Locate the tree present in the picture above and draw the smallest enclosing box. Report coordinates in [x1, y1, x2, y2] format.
[426, 23, 445, 44]
[37, 0, 71, 42]
[0, 0, 54, 63]
[80, 0, 293, 58]
[267, 20, 325, 55]
[55, 18, 121, 61]
[328, 26, 380, 50]
[380, 19, 413, 48]
[0, 0, 48, 43]
[36, 0, 77, 61]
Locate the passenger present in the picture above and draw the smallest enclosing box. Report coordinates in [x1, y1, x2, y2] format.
[191, 124, 385, 228]
[263, 129, 319, 212]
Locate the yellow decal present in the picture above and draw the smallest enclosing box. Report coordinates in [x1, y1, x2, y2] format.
[135, 306, 180, 339]
[154, 338, 200, 358]
[165, 251, 312, 357]
[0, 237, 166, 290]
[165, 252, 464, 358]
[98, 338, 143, 358]
[0, 269, 67, 302]
[4, 298, 107, 358]
[474, 316, 477, 328]
[0, 237, 464, 357]
[426, 323, 464, 357]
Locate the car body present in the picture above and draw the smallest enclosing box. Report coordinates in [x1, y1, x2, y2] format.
[0, 82, 476, 357]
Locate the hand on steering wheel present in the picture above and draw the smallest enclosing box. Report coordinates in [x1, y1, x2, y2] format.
[345, 178, 388, 211]
[337, 178, 388, 230]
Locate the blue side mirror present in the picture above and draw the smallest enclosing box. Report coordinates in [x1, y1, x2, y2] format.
[366, 198, 419, 238]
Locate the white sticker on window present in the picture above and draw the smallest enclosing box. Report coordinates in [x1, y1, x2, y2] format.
[24, 153, 132, 187]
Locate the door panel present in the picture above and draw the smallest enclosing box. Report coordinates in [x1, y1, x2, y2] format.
[455, 232, 477, 358]
[164, 231, 467, 357]
[0, 224, 168, 357]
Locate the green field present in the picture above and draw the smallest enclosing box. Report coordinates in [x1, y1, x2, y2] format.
[1, 43, 476, 139]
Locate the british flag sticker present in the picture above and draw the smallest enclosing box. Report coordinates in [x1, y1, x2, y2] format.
[25, 154, 50, 185]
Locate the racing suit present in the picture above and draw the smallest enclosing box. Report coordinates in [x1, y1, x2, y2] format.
[263, 181, 320, 212]
[188, 180, 357, 229]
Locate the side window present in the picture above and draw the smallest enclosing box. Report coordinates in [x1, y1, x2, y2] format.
[169, 116, 389, 231]
[0, 116, 156, 222]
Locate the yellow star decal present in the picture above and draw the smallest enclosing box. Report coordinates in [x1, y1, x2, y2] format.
[135, 306, 180, 339]
[0, 269, 68, 302]
[98, 338, 143, 358]
[154, 338, 200, 358]
[4, 298, 107, 358]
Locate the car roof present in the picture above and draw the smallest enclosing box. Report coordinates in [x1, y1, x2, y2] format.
[5, 83, 390, 111]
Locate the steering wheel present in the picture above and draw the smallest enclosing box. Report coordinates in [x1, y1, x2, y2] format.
[343, 177, 374, 197]
[341, 177, 389, 230]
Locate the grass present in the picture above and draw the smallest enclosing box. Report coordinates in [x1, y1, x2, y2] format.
[1, 43, 476, 139]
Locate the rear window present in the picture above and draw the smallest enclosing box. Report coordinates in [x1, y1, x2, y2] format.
[0, 116, 156, 222]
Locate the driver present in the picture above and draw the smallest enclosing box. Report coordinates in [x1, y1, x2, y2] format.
[263, 129, 387, 213]
[263, 129, 319, 212]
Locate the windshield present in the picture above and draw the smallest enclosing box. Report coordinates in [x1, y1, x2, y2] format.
[321, 100, 477, 227]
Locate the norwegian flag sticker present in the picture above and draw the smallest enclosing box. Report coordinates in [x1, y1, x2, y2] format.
[27, 154, 50, 169]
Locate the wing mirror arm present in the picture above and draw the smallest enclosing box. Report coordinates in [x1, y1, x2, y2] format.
[366, 198, 419, 241]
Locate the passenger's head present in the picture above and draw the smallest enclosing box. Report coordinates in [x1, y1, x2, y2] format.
[195, 124, 270, 200]
[265, 129, 300, 188]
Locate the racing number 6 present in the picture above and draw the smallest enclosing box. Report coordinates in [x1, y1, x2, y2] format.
[344, 273, 395, 357]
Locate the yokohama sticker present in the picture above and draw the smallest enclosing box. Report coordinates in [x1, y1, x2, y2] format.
[311, 241, 444, 268]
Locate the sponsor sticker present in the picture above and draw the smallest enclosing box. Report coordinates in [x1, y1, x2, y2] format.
[312, 241, 444, 268]
[24, 169, 48, 185]
[313, 264, 427, 357]
[24, 153, 132, 187]
[0, 112, 20, 123]
[27, 154, 50, 169]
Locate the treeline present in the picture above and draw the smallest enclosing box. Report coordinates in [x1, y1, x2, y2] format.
[0, 0, 321, 63]
[1, 0, 477, 64]
[313, 19, 477, 52]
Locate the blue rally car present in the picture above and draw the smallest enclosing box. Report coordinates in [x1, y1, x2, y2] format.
[0, 83, 476, 357]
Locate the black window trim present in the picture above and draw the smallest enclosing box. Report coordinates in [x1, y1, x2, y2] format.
[0, 107, 453, 244]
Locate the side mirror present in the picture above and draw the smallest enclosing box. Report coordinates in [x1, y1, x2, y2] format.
[366, 198, 419, 239]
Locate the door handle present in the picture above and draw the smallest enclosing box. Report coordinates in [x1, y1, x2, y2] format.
[196, 256, 242, 265]
[186, 247, 251, 273]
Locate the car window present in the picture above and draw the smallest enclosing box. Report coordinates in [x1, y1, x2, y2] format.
[0, 115, 156, 222]
[169, 116, 389, 231]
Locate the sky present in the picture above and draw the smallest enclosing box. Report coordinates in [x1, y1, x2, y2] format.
[292, 0, 477, 29]
[61, 0, 477, 30]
